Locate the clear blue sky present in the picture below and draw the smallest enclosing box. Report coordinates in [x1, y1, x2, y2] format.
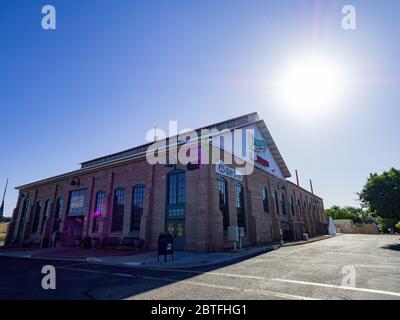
[1, 0, 399, 216]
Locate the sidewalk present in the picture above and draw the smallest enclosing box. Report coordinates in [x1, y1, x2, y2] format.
[0, 234, 337, 268]
[84, 246, 273, 269]
[281, 234, 339, 247]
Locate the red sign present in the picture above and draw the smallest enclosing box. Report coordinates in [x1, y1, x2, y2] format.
[255, 155, 269, 168]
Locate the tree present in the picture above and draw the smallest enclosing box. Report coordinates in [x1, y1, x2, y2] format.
[395, 221, 400, 232]
[325, 206, 372, 223]
[359, 168, 400, 227]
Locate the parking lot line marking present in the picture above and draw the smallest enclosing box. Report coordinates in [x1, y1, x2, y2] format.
[140, 275, 315, 300]
[272, 278, 400, 297]
[59, 266, 134, 277]
[60, 265, 316, 300]
[325, 251, 400, 260]
[243, 289, 319, 300]
[146, 268, 267, 280]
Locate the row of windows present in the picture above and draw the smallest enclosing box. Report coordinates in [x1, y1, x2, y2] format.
[218, 181, 322, 226]
[21, 173, 324, 238]
[110, 185, 145, 233]
[21, 184, 145, 236]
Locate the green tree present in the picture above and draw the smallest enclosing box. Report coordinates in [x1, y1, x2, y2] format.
[359, 168, 400, 228]
[325, 206, 370, 223]
[395, 221, 400, 232]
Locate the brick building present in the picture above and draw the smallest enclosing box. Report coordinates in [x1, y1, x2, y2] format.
[6, 113, 327, 252]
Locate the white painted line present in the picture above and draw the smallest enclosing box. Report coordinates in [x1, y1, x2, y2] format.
[145, 267, 267, 280]
[124, 262, 142, 266]
[140, 275, 315, 300]
[86, 257, 102, 262]
[272, 278, 400, 298]
[354, 264, 400, 269]
[325, 252, 400, 260]
[243, 289, 319, 300]
[60, 266, 316, 300]
[60, 267, 133, 277]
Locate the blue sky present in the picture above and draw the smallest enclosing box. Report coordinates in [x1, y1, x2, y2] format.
[1, 0, 399, 216]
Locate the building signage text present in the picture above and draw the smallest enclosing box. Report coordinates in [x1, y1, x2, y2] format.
[216, 161, 243, 181]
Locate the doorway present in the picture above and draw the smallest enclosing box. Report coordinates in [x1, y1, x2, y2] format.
[165, 170, 186, 250]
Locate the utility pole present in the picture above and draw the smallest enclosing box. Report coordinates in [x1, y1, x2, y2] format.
[309, 179, 314, 194]
[154, 126, 158, 141]
[0, 178, 9, 219]
[295, 170, 300, 186]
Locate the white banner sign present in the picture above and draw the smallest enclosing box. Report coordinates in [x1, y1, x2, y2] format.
[216, 161, 243, 181]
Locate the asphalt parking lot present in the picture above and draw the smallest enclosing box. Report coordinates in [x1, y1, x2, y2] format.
[0, 234, 399, 300]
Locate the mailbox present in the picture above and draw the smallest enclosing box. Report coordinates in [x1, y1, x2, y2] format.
[158, 233, 174, 262]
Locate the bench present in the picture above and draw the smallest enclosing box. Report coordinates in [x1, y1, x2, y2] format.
[119, 237, 143, 251]
[101, 236, 120, 249]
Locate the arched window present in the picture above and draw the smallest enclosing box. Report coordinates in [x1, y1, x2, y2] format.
[92, 191, 106, 233]
[166, 170, 185, 221]
[262, 187, 270, 213]
[54, 197, 64, 219]
[52, 197, 64, 232]
[31, 201, 42, 233]
[235, 184, 246, 231]
[131, 185, 145, 232]
[274, 189, 280, 215]
[111, 188, 125, 232]
[297, 198, 302, 217]
[167, 171, 185, 206]
[40, 200, 50, 234]
[281, 193, 287, 215]
[290, 195, 295, 216]
[217, 178, 229, 231]
[16, 197, 30, 242]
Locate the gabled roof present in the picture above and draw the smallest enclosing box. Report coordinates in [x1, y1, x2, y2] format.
[253, 119, 291, 178]
[17, 112, 291, 189]
[80, 112, 291, 177]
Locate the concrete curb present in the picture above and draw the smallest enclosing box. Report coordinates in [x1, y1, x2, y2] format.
[127, 246, 278, 270]
[280, 234, 340, 247]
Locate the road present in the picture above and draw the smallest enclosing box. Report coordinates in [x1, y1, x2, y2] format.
[0, 234, 399, 300]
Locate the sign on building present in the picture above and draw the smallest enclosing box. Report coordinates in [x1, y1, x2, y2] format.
[216, 161, 243, 181]
[68, 189, 88, 217]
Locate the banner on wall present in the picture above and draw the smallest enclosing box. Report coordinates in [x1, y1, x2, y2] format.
[216, 161, 243, 181]
[248, 132, 268, 153]
[253, 137, 267, 153]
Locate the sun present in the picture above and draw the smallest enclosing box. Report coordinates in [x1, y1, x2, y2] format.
[277, 55, 344, 118]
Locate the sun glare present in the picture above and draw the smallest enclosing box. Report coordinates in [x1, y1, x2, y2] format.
[277, 55, 344, 119]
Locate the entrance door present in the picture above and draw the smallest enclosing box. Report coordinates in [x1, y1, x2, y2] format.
[65, 217, 83, 246]
[166, 221, 185, 250]
[165, 170, 186, 250]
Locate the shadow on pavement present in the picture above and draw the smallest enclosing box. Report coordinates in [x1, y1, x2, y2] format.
[0, 248, 273, 300]
[381, 243, 400, 252]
